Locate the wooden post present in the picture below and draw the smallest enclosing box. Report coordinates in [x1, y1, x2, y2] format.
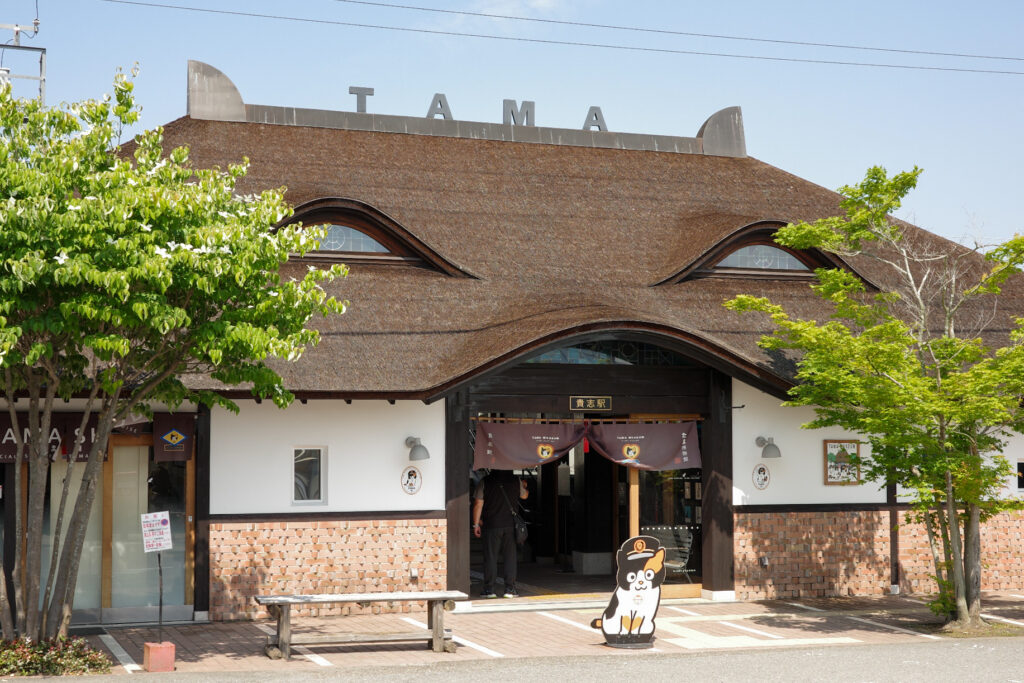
[628, 467, 639, 537]
[278, 603, 291, 660]
[429, 599, 444, 653]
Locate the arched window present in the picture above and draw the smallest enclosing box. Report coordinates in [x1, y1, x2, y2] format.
[283, 198, 474, 277]
[655, 221, 847, 285]
[525, 341, 693, 366]
[314, 224, 390, 254]
[714, 244, 809, 271]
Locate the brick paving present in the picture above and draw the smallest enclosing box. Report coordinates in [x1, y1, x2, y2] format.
[85, 592, 1024, 675]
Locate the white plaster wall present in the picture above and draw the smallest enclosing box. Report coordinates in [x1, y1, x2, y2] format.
[209, 400, 445, 514]
[1001, 431, 1024, 498]
[731, 380, 886, 505]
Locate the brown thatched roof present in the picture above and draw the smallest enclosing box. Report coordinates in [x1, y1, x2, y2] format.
[154, 116, 1024, 401]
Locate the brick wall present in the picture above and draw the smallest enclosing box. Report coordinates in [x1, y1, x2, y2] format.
[208, 518, 447, 620]
[898, 510, 1024, 594]
[736, 510, 1024, 601]
[734, 511, 892, 600]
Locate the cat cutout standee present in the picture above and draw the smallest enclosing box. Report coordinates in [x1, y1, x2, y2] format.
[590, 535, 666, 648]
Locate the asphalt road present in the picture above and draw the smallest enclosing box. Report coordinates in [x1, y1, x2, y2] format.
[80, 636, 1024, 683]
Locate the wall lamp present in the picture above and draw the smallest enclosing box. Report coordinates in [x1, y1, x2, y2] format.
[406, 437, 430, 461]
[756, 436, 781, 459]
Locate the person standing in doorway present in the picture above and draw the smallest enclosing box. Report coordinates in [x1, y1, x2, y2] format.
[473, 469, 528, 598]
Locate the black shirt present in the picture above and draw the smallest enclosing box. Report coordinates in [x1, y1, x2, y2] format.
[474, 470, 521, 529]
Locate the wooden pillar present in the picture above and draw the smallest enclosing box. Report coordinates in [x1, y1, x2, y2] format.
[444, 391, 471, 593]
[701, 369, 734, 593]
[184, 441, 196, 606]
[628, 468, 639, 537]
[193, 405, 211, 613]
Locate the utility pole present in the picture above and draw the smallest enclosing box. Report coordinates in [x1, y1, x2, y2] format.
[0, 17, 44, 103]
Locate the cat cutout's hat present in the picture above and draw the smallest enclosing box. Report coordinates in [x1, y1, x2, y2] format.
[626, 538, 655, 561]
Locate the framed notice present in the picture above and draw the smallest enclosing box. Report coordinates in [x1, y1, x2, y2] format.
[824, 440, 861, 485]
[141, 511, 173, 552]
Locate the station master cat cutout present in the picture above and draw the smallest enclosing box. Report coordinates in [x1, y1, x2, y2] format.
[591, 535, 666, 648]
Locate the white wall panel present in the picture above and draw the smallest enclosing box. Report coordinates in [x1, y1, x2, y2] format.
[209, 400, 445, 514]
[731, 380, 886, 505]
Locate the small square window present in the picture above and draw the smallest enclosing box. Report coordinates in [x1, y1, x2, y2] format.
[1018, 461, 1024, 490]
[294, 447, 324, 503]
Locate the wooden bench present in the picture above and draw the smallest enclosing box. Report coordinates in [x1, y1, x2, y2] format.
[255, 590, 469, 659]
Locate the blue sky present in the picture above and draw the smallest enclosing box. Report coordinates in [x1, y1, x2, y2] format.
[8, 0, 1024, 245]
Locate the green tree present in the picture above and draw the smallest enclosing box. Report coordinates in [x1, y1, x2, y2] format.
[725, 167, 1024, 628]
[0, 71, 346, 640]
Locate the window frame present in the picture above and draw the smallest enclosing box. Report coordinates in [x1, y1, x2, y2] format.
[315, 222, 392, 255]
[292, 445, 327, 505]
[279, 198, 473, 279]
[712, 241, 812, 272]
[698, 238, 817, 280]
[295, 211, 421, 266]
[654, 221, 865, 286]
[1017, 460, 1024, 491]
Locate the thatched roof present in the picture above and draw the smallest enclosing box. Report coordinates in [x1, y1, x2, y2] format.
[154, 111, 1022, 402]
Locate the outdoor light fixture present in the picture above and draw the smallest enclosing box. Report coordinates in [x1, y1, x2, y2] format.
[406, 437, 430, 461]
[756, 436, 781, 459]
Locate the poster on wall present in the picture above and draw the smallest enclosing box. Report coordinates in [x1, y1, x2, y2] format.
[401, 466, 422, 495]
[824, 440, 861, 485]
[752, 463, 771, 490]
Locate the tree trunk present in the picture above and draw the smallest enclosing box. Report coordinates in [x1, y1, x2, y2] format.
[23, 380, 56, 641]
[43, 407, 115, 640]
[924, 508, 944, 585]
[963, 504, 983, 626]
[930, 503, 956, 622]
[39, 397, 96, 638]
[943, 472, 969, 625]
[3, 370, 25, 636]
[0, 567, 15, 640]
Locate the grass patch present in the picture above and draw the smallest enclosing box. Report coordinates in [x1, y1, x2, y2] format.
[920, 620, 1024, 638]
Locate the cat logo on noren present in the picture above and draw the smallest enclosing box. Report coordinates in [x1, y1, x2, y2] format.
[537, 443, 554, 460]
[622, 444, 640, 460]
[161, 429, 187, 451]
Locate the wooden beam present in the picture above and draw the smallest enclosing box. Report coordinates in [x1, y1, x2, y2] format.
[628, 467, 639, 537]
[444, 391, 471, 593]
[184, 443, 196, 606]
[701, 369, 734, 593]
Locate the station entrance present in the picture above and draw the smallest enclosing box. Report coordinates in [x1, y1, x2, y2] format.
[455, 337, 727, 600]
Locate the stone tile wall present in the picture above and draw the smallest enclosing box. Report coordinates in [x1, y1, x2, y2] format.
[208, 518, 446, 620]
[735, 510, 1024, 600]
[734, 511, 891, 600]
[897, 510, 1024, 594]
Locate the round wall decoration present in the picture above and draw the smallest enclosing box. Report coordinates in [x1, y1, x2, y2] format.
[401, 465, 423, 495]
[752, 463, 771, 491]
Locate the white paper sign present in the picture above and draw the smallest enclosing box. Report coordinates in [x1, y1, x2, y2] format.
[141, 511, 173, 553]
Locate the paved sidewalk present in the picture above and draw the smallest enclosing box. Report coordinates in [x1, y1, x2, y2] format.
[84, 592, 1024, 676]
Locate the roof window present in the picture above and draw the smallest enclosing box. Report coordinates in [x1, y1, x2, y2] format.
[284, 198, 475, 277]
[714, 244, 809, 271]
[315, 224, 390, 254]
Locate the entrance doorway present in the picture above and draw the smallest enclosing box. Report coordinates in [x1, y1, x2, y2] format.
[38, 436, 195, 623]
[470, 416, 702, 599]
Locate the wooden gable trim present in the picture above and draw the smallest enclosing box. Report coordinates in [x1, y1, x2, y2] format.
[653, 220, 875, 288]
[285, 197, 477, 278]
